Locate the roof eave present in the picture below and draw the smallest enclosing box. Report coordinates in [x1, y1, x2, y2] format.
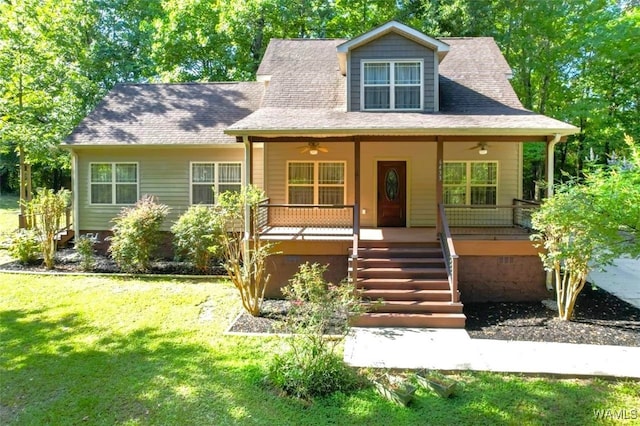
[225, 126, 579, 138]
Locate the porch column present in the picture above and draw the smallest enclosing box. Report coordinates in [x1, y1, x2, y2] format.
[354, 136, 360, 235]
[436, 136, 444, 234]
[242, 136, 252, 243]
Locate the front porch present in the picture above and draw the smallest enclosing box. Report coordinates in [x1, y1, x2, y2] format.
[257, 200, 544, 328]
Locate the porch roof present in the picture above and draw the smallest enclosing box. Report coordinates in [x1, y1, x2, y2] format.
[224, 107, 579, 138]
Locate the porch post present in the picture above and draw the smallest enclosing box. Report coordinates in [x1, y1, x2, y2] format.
[242, 136, 252, 244]
[354, 136, 360, 234]
[436, 136, 444, 234]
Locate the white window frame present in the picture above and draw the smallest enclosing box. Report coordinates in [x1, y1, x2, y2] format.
[89, 162, 139, 205]
[190, 161, 243, 205]
[443, 161, 499, 206]
[361, 59, 424, 111]
[286, 161, 347, 205]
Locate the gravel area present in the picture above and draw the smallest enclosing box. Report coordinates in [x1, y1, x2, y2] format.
[2, 249, 638, 346]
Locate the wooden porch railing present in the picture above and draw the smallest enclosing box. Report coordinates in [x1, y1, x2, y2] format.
[256, 201, 356, 237]
[438, 203, 459, 303]
[255, 200, 360, 284]
[22, 206, 73, 234]
[443, 198, 540, 230]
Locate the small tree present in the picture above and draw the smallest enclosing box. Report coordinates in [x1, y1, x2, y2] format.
[532, 135, 640, 320]
[23, 188, 71, 269]
[109, 195, 169, 273]
[171, 205, 222, 273]
[214, 185, 272, 317]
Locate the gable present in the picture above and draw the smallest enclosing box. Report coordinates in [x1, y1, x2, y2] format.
[348, 32, 437, 112]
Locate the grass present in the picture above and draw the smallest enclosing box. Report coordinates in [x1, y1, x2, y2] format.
[1, 273, 639, 425]
[0, 194, 20, 263]
[0, 194, 19, 234]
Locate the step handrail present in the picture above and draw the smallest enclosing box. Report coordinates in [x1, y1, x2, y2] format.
[438, 204, 459, 303]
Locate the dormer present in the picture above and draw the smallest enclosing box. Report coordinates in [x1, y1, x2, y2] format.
[337, 21, 449, 112]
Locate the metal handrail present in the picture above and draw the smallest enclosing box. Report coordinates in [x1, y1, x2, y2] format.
[438, 203, 459, 303]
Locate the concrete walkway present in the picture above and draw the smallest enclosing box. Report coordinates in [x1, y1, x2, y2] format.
[344, 328, 640, 378]
[344, 257, 640, 378]
[588, 257, 640, 309]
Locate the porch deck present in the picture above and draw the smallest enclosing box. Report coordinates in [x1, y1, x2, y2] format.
[259, 226, 531, 242]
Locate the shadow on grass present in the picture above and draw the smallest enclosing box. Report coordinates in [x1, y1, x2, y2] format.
[0, 308, 275, 425]
[0, 307, 626, 425]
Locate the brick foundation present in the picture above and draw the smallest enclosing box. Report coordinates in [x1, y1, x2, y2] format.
[458, 255, 550, 303]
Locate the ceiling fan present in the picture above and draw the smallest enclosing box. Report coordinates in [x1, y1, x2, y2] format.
[468, 143, 490, 155]
[299, 141, 329, 155]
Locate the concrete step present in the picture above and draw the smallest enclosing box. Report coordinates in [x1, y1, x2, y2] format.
[361, 288, 453, 302]
[367, 300, 464, 314]
[353, 312, 466, 328]
[356, 278, 450, 290]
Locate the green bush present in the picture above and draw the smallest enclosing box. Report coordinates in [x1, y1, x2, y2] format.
[268, 348, 362, 399]
[108, 195, 169, 273]
[8, 229, 40, 264]
[23, 188, 71, 269]
[74, 235, 95, 272]
[266, 262, 363, 399]
[171, 205, 221, 273]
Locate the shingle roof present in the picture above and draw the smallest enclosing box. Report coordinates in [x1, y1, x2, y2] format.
[65, 83, 264, 146]
[257, 39, 346, 109]
[224, 108, 577, 137]
[439, 37, 523, 112]
[228, 36, 578, 137]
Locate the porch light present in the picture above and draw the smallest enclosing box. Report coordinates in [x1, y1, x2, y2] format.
[309, 148, 319, 155]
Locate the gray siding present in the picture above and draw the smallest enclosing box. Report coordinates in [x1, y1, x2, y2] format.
[349, 33, 436, 112]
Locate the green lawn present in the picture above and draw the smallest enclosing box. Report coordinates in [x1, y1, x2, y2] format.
[0, 194, 19, 234]
[1, 274, 639, 425]
[0, 194, 20, 263]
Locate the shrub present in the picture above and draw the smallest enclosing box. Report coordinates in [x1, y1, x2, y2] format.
[8, 229, 40, 264]
[268, 348, 362, 399]
[108, 195, 169, 273]
[23, 188, 71, 269]
[171, 205, 221, 273]
[74, 235, 95, 272]
[266, 262, 364, 399]
[214, 185, 273, 316]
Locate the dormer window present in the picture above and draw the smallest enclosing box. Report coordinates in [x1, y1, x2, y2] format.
[362, 60, 423, 111]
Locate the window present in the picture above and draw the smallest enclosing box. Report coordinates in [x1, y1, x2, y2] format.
[444, 162, 498, 205]
[191, 162, 242, 205]
[90, 163, 138, 205]
[362, 60, 422, 110]
[287, 162, 346, 204]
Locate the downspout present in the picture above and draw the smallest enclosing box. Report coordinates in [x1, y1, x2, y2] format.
[243, 136, 252, 256]
[546, 133, 561, 198]
[545, 133, 561, 290]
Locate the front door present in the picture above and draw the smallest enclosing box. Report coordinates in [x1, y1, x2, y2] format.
[377, 161, 406, 227]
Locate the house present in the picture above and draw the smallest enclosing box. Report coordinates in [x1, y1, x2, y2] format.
[64, 21, 579, 328]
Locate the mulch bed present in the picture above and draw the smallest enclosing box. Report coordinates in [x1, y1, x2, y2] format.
[465, 285, 640, 347]
[2, 249, 639, 346]
[0, 248, 226, 275]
